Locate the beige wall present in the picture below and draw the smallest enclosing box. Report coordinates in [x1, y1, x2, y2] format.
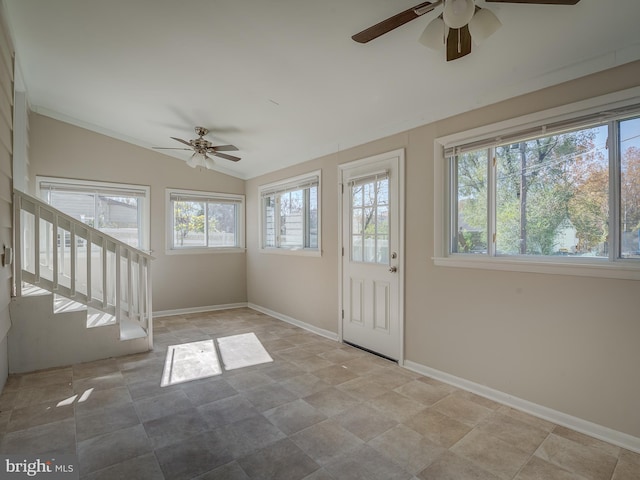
[28, 115, 247, 312]
[246, 61, 640, 439]
[0, 3, 13, 390]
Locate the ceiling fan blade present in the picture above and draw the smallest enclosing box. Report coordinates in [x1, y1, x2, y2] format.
[446, 25, 472, 61]
[352, 1, 438, 43]
[170, 136, 193, 146]
[210, 144, 239, 152]
[485, 0, 580, 4]
[152, 147, 192, 150]
[214, 152, 241, 162]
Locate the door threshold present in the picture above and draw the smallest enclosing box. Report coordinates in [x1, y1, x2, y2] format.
[343, 341, 398, 364]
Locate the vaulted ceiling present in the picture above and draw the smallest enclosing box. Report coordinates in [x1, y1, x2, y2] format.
[5, 0, 640, 179]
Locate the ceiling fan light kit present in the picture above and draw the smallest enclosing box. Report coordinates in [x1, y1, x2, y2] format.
[419, 16, 446, 49]
[468, 8, 502, 44]
[353, 0, 581, 61]
[443, 0, 475, 29]
[153, 126, 241, 170]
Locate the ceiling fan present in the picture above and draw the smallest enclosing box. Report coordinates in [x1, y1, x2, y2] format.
[352, 0, 581, 62]
[153, 126, 240, 169]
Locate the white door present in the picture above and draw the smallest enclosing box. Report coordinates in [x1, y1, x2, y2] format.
[340, 150, 404, 361]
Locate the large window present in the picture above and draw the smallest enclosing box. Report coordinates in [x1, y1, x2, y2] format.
[38, 177, 150, 250]
[436, 95, 640, 279]
[259, 171, 320, 254]
[167, 189, 244, 253]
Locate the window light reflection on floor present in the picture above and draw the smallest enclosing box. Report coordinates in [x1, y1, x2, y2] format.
[161, 339, 222, 387]
[160, 333, 273, 387]
[217, 332, 273, 371]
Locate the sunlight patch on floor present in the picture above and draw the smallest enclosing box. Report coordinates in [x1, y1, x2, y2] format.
[161, 339, 222, 387]
[160, 333, 273, 387]
[217, 332, 273, 371]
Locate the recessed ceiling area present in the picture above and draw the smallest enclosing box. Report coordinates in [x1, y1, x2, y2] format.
[5, 0, 640, 179]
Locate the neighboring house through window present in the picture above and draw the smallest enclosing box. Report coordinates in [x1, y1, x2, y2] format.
[259, 170, 321, 254]
[434, 90, 640, 280]
[37, 176, 150, 251]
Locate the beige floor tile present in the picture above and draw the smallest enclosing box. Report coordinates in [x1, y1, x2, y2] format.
[264, 399, 327, 435]
[475, 411, 550, 455]
[2, 308, 632, 480]
[403, 408, 473, 448]
[6, 400, 74, 432]
[324, 444, 414, 480]
[290, 419, 364, 466]
[369, 424, 446, 474]
[612, 452, 640, 480]
[451, 429, 532, 480]
[418, 450, 500, 480]
[552, 425, 621, 458]
[303, 386, 360, 417]
[366, 390, 426, 423]
[432, 393, 495, 427]
[394, 379, 452, 406]
[496, 405, 556, 433]
[332, 404, 397, 441]
[534, 433, 618, 480]
[515, 455, 591, 480]
[335, 376, 388, 401]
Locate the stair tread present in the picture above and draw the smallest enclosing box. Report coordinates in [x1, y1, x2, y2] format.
[87, 309, 117, 328]
[120, 319, 147, 341]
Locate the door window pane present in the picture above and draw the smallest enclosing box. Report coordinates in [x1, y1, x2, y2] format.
[350, 176, 389, 264]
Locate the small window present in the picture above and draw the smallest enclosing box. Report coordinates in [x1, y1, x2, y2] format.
[259, 171, 321, 254]
[166, 189, 244, 253]
[38, 177, 150, 250]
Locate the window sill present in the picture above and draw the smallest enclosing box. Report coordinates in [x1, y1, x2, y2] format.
[433, 255, 640, 281]
[165, 247, 246, 255]
[260, 248, 321, 257]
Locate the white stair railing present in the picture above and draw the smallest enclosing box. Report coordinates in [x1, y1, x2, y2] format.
[13, 190, 154, 342]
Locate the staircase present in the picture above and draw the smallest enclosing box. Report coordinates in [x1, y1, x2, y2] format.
[9, 191, 154, 373]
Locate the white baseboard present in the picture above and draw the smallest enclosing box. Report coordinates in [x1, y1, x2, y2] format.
[248, 303, 339, 342]
[154, 302, 248, 318]
[404, 360, 640, 454]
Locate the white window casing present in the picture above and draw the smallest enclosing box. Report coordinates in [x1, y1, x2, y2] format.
[166, 188, 245, 254]
[258, 170, 321, 256]
[434, 86, 640, 280]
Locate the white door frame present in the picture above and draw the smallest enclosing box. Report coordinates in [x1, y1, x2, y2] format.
[337, 148, 405, 365]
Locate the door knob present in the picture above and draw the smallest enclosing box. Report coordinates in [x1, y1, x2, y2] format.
[389, 266, 397, 273]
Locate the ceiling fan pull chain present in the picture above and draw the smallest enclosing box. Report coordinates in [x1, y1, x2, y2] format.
[458, 28, 462, 53]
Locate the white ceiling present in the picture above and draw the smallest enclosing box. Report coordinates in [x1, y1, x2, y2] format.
[4, 0, 640, 179]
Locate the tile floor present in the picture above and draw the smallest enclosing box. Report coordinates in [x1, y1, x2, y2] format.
[0, 307, 637, 479]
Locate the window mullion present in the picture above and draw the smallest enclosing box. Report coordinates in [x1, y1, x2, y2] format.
[303, 188, 310, 248]
[449, 157, 458, 254]
[204, 202, 209, 248]
[609, 120, 621, 261]
[275, 194, 282, 248]
[488, 147, 497, 257]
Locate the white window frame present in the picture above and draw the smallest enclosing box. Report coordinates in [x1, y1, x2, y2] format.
[165, 188, 245, 255]
[434, 86, 640, 281]
[258, 170, 321, 256]
[36, 176, 151, 251]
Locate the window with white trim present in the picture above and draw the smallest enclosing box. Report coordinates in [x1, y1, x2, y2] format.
[37, 177, 150, 250]
[439, 99, 640, 276]
[259, 171, 321, 253]
[167, 189, 244, 253]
